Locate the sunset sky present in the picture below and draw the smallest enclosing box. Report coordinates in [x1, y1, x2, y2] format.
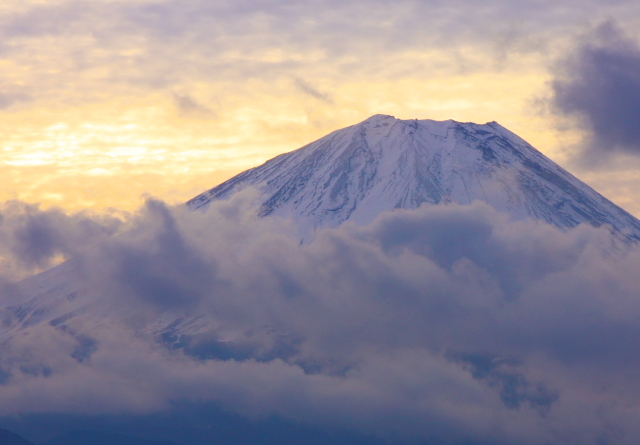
[2, 0, 640, 215]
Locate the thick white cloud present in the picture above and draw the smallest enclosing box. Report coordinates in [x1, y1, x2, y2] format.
[1, 194, 640, 444]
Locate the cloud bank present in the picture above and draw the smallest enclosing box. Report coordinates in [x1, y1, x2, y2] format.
[1, 194, 640, 444]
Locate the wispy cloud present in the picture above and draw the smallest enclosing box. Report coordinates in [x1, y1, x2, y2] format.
[172, 93, 215, 117]
[293, 78, 333, 104]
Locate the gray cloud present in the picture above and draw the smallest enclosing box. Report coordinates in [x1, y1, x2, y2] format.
[1, 195, 640, 444]
[172, 93, 215, 117]
[293, 78, 333, 104]
[92, 199, 217, 311]
[551, 21, 640, 157]
[0, 201, 122, 279]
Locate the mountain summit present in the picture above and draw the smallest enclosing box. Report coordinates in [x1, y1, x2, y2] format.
[188, 114, 640, 240]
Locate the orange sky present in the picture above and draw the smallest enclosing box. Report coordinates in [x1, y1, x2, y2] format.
[1, 0, 639, 216]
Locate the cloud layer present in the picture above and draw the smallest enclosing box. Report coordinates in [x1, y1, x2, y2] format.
[3, 0, 639, 99]
[1, 194, 640, 444]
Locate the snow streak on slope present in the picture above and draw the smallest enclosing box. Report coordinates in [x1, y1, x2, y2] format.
[189, 114, 640, 240]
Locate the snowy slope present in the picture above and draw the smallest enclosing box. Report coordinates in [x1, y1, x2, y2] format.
[189, 114, 640, 240]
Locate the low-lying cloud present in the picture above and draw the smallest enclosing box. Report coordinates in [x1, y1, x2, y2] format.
[0, 201, 122, 280]
[1, 194, 640, 444]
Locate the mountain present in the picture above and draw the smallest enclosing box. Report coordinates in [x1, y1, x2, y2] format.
[2, 114, 639, 345]
[0, 428, 34, 445]
[189, 114, 640, 241]
[2, 114, 640, 445]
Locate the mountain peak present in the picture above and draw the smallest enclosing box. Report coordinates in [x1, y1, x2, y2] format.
[188, 116, 640, 241]
[359, 114, 503, 130]
[361, 113, 396, 122]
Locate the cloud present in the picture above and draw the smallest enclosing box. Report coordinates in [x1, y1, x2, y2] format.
[551, 21, 640, 157]
[1, 194, 640, 443]
[293, 78, 333, 104]
[172, 93, 215, 117]
[2, 0, 640, 106]
[0, 201, 123, 280]
[0, 91, 30, 109]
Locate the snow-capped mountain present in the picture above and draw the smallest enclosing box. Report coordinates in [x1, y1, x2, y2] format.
[189, 114, 640, 240]
[2, 114, 639, 344]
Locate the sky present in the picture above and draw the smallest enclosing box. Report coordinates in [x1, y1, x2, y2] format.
[3, 1, 640, 444]
[1, 0, 640, 215]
